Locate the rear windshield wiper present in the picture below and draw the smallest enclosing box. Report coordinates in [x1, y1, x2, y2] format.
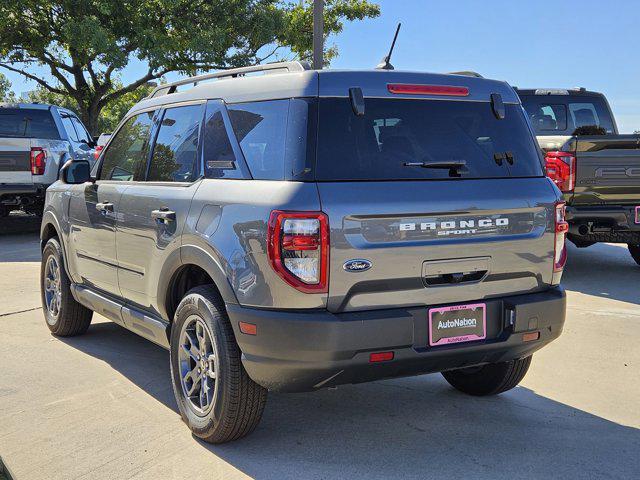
[404, 160, 468, 177]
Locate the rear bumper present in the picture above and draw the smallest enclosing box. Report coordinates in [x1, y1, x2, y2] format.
[566, 204, 640, 244]
[227, 287, 566, 392]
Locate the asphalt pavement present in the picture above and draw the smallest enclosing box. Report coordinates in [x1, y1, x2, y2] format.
[0, 217, 638, 479]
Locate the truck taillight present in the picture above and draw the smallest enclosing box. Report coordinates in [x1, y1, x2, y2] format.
[554, 202, 569, 273]
[545, 151, 576, 193]
[267, 211, 329, 293]
[30, 147, 46, 175]
[94, 145, 104, 160]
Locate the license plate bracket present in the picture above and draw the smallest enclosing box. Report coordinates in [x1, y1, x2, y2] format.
[428, 303, 486, 346]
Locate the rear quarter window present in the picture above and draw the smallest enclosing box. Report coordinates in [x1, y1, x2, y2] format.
[228, 100, 288, 180]
[0, 108, 60, 139]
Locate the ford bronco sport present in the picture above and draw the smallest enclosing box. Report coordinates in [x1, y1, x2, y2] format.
[40, 62, 567, 444]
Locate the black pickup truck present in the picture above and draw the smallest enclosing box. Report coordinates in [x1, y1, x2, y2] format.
[518, 88, 640, 264]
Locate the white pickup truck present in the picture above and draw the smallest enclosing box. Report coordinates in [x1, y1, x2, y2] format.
[0, 103, 96, 216]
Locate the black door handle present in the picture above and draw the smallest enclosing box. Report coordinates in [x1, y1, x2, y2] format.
[151, 208, 176, 223]
[96, 202, 114, 213]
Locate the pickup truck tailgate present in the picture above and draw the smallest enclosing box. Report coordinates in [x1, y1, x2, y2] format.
[572, 135, 640, 204]
[0, 138, 32, 183]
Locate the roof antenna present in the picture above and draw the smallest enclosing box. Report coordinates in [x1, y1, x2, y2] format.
[376, 23, 401, 70]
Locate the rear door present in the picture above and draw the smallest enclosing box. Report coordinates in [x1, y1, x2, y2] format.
[116, 102, 205, 314]
[314, 95, 559, 313]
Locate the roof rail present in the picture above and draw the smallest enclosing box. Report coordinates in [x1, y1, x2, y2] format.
[448, 71, 484, 78]
[148, 61, 312, 98]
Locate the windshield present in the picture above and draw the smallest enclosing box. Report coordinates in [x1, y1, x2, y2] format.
[315, 98, 543, 181]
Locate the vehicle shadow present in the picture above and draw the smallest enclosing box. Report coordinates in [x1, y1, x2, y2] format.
[562, 241, 640, 305]
[0, 233, 41, 262]
[0, 213, 41, 236]
[60, 321, 639, 480]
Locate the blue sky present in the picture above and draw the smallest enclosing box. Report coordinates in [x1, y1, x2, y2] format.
[4, 0, 639, 132]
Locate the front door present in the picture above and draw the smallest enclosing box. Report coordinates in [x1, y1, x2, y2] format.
[116, 103, 205, 315]
[67, 110, 155, 297]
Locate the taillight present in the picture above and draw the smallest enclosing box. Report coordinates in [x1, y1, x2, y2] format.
[94, 144, 104, 160]
[267, 211, 329, 293]
[30, 147, 46, 175]
[387, 84, 469, 96]
[545, 151, 576, 193]
[554, 202, 569, 273]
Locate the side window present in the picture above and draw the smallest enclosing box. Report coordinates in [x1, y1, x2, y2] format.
[228, 100, 288, 180]
[71, 116, 92, 144]
[147, 104, 204, 182]
[61, 115, 79, 142]
[99, 111, 154, 181]
[203, 101, 240, 179]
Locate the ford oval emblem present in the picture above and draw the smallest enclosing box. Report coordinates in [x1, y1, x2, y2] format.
[343, 259, 372, 272]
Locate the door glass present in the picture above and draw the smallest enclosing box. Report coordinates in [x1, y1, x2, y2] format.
[61, 115, 79, 142]
[147, 104, 204, 182]
[99, 111, 154, 181]
[71, 116, 92, 144]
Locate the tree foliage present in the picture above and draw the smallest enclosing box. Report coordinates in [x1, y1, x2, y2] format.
[0, 0, 379, 133]
[0, 72, 16, 102]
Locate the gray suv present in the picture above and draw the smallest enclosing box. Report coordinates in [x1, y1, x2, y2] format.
[40, 61, 567, 443]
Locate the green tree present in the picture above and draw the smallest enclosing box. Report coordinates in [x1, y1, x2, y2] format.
[27, 80, 152, 133]
[0, 72, 16, 102]
[0, 0, 379, 134]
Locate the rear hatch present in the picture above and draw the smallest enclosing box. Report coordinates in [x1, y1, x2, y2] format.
[315, 73, 560, 313]
[0, 107, 60, 183]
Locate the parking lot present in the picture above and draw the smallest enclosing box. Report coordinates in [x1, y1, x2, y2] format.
[0, 216, 638, 480]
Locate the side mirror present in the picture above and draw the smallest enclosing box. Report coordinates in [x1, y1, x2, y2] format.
[60, 159, 92, 184]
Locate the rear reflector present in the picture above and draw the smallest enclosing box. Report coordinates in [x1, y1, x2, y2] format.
[387, 84, 469, 96]
[522, 332, 540, 342]
[554, 202, 569, 273]
[369, 351, 394, 363]
[30, 147, 46, 175]
[239, 322, 257, 335]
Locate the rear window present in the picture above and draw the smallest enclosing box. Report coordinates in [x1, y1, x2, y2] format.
[520, 95, 615, 135]
[0, 108, 60, 139]
[315, 98, 543, 181]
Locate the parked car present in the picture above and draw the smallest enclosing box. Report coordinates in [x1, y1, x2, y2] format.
[517, 88, 640, 263]
[93, 132, 111, 160]
[40, 62, 567, 443]
[0, 103, 96, 216]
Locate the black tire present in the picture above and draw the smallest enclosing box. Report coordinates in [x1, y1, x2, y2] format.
[442, 355, 532, 396]
[40, 237, 93, 336]
[170, 285, 267, 444]
[628, 244, 640, 266]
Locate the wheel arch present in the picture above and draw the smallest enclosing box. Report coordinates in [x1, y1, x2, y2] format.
[159, 244, 239, 325]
